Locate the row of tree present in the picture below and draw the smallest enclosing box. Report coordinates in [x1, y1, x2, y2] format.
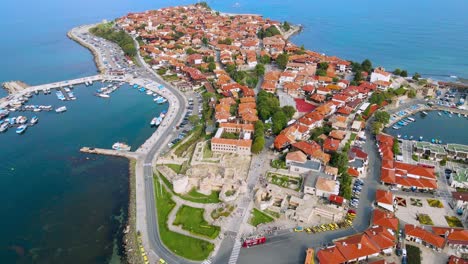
[252, 121, 265, 153]
[329, 152, 352, 199]
[257, 26, 281, 39]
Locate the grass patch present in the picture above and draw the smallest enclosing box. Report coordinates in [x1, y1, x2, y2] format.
[264, 209, 281, 219]
[203, 143, 213, 159]
[267, 172, 302, 191]
[271, 159, 287, 169]
[417, 214, 434, 225]
[249, 208, 274, 227]
[166, 164, 182, 174]
[153, 178, 214, 260]
[173, 205, 220, 239]
[350, 133, 357, 141]
[162, 74, 180, 82]
[427, 199, 444, 208]
[211, 205, 235, 220]
[406, 244, 421, 264]
[412, 154, 419, 162]
[445, 216, 463, 228]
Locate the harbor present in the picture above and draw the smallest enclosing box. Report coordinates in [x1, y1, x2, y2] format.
[385, 110, 468, 145]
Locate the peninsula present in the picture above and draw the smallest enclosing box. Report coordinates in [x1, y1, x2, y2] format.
[2, 2, 467, 264]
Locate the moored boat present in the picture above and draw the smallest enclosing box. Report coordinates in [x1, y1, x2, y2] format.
[55, 106, 67, 113]
[150, 117, 157, 126]
[97, 93, 110, 98]
[0, 123, 9, 132]
[30, 116, 39, 125]
[16, 125, 27, 134]
[112, 142, 131, 151]
[16, 116, 28, 124]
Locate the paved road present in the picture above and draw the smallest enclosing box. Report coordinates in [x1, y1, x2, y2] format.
[235, 122, 382, 264]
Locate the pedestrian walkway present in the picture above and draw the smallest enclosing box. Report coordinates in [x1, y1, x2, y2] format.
[228, 240, 242, 264]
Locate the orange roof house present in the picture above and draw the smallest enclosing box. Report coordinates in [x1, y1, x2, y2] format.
[405, 224, 445, 249]
[335, 233, 380, 262]
[375, 189, 394, 212]
[316, 246, 346, 264]
[323, 138, 340, 152]
[372, 209, 399, 230]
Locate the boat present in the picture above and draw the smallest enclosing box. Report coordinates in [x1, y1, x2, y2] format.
[0, 123, 9, 132]
[64, 87, 71, 93]
[419, 136, 423, 141]
[409, 136, 414, 140]
[55, 106, 67, 113]
[449, 114, 452, 118]
[16, 116, 28, 124]
[458, 113, 461, 117]
[150, 117, 157, 126]
[112, 142, 131, 151]
[397, 134, 401, 138]
[438, 112, 442, 116]
[403, 135, 408, 139]
[407, 117, 416, 122]
[55, 91, 66, 101]
[30, 116, 38, 125]
[16, 125, 27, 134]
[146, 90, 153, 96]
[139, 87, 146, 92]
[68, 92, 76, 100]
[153, 96, 163, 102]
[392, 125, 400, 130]
[97, 93, 110, 98]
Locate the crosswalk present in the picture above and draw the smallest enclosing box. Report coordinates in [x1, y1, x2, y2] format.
[228, 240, 242, 264]
[201, 259, 211, 264]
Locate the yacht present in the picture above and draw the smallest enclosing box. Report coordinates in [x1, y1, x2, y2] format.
[112, 142, 131, 151]
[16, 125, 27, 134]
[55, 106, 67, 113]
[0, 123, 9, 132]
[30, 116, 39, 125]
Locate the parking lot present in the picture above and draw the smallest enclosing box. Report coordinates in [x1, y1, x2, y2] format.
[166, 91, 203, 148]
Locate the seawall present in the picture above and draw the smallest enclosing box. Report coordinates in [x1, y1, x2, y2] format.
[67, 26, 106, 74]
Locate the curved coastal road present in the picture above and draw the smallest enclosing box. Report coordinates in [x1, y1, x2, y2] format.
[131, 40, 199, 264]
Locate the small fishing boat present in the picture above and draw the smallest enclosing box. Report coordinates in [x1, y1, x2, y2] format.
[438, 112, 442, 116]
[419, 136, 423, 141]
[397, 134, 401, 138]
[55, 106, 67, 113]
[16, 125, 27, 134]
[409, 136, 414, 140]
[392, 125, 400, 130]
[97, 93, 110, 98]
[0, 123, 9, 132]
[30, 116, 39, 125]
[150, 117, 157, 126]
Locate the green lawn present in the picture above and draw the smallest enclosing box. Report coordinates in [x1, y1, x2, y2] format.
[173, 205, 220, 239]
[406, 244, 421, 264]
[417, 214, 434, 225]
[250, 208, 274, 227]
[427, 199, 444, 208]
[153, 178, 214, 260]
[445, 216, 464, 228]
[157, 172, 220, 203]
[350, 133, 357, 141]
[166, 164, 182, 174]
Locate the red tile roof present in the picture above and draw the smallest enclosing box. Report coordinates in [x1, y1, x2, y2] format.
[323, 138, 340, 152]
[375, 189, 394, 206]
[335, 233, 380, 261]
[405, 224, 445, 249]
[317, 246, 346, 264]
[292, 141, 321, 156]
[372, 209, 399, 230]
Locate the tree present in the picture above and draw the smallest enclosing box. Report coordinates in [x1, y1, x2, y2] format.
[272, 111, 287, 134]
[371, 121, 383, 135]
[412, 72, 421, 81]
[208, 62, 216, 72]
[318, 62, 329, 71]
[332, 77, 340, 83]
[361, 59, 372, 73]
[316, 69, 327, 76]
[281, 106, 296, 119]
[339, 173, 352, 199]
[393, 138, 401, 155]
[408, 89, 417, 98]
[188, 115, 200, 126]
[254, 64, 265, 77]
[259, 55, 270, 64]
[186, 48, 196, 55]
[202, 37, 208, 45]
[354, 71, 363, 82]
[374, 111, 390, 124]
[257, 90, 280, 120]
[282, 21, 291, 31]
[330, 152, 349, 173]
[252, 137, 265, 154]
[275, 53, 289, 70]
[400, 70, 408, 77]
[393, 68, 402, 75]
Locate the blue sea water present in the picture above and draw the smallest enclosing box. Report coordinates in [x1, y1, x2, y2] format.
[1, 0, 467, 263]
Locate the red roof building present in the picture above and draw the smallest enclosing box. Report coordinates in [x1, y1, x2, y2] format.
[372, 209, 399, 231]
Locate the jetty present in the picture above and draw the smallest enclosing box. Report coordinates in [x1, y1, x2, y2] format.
[2, 81, 29, 94]
[80, 147, 141, 159]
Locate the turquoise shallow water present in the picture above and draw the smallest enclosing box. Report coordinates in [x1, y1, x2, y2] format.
[1, 0, 467, 263]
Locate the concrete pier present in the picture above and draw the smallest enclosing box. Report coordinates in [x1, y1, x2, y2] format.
[80, 147, 141, 160]
[2, 81, 29, 94]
